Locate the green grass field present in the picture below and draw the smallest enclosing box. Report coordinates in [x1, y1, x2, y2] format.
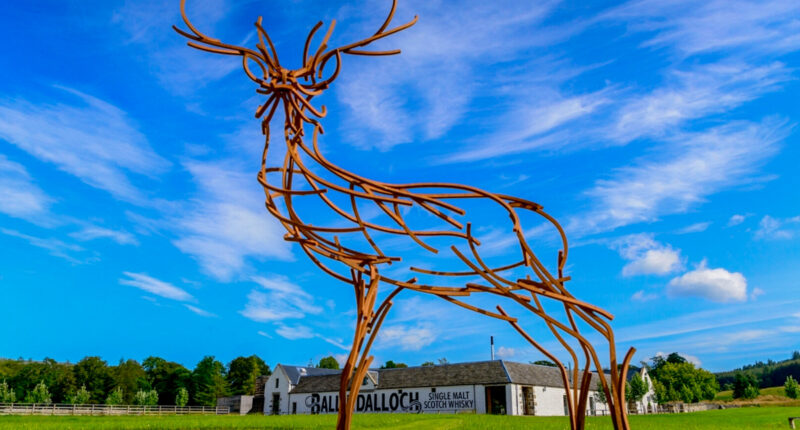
[2, 407, 799, 430]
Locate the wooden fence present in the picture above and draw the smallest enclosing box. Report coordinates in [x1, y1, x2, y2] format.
[0, 403, 229, 416]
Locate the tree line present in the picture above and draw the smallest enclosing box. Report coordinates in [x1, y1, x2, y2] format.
[716, 351, 800, 391]
[0, 355, 270, 406]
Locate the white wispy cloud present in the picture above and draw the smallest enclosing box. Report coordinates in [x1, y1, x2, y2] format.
[576, 119, 789, 233]
[378, 324, 436, 351]
[335, 0, 572, 150]
[667, 260, 747, 303]
[69, 225, 138, 246]
[1, 228, 88, 264]
[257, 330, 272, 338]
[239, 275, 322, 322]
[119, 272, 194, 301]
[443, 91, 609, 162]
[632, 290, 659, 302]
[616, 298, 800, 344]
[112, 0, 240, 95]
[754, 215, 800, 240]
[611, 233, 683, 277]
[676, 222, 711, 234]
[184, 304, 216, 317]
[727, 214, 747, 226]
[0, 87, 170, 204]
[172, 160, 293, 280]
[608, 62, 790, 143]
[495, 346, 516, 359]
[275, 324, 316, 340]
[605, 0, 800, 57]
[0, 155, 54, 225]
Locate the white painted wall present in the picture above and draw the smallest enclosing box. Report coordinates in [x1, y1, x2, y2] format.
[290, 385, 479, 415]
[507, 384, 609, 417]
[263, 366, 292, 415]
[629, 368, 658, 414]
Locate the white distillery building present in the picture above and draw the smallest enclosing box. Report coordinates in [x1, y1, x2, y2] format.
[626, 367, 658, 414]
[263, 360, 614, 417]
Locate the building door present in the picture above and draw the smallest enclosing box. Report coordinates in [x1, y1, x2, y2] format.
[485, 386, 507, 415]
[589, 397, 596, 416]
[521, 386, 535, 415]
[271, 393, 280, 415]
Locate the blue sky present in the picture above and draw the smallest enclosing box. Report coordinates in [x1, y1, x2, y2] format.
[1, 0, 799, 373]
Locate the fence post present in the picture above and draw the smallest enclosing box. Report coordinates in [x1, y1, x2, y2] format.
[91, 404, 95, 416]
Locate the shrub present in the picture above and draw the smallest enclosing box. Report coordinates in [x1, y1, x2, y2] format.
[68, 385, 91, 404]
[24, 381, 52, 404]
[743, 384, 760, 400]
[785, 376, 799, 399]
[106, 387, 124, 405]
[0, 380, 16, 403]
[134, 389, 158, 406]
[175, 387, 189, 407]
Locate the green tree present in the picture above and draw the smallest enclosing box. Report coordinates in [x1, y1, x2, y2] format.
[0, 379, 16, 403]
[191, 356, 230, 406]
[743, 384, 760, 399]
[9, 358, 74, 403]
[73, 357, 112, 403]
[380, 360, 408, 369]
[421, 361, 435, 367]
[317, 356, 340, 370]
[227, 356, 270, 395]
[626, 373, 648, 403]
[134, 389, 158, 406]
[531, 360, 557, 367]
[732, 372, 759, 399]
[143, 357, 191, 406]
[111, 359, 148, 404]
[594, 381, 608, 404]
[68, 385, 91, 404]
[175, 387, 189, 407]
[105, 387, 124, 405]
[651, 361, 718, 403]
[784, 376, 798, 399]
[24, 381, 51, 404]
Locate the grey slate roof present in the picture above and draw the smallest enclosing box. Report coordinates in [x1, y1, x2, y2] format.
[281, 365, 340, 386]
[290, 360, 603, 394]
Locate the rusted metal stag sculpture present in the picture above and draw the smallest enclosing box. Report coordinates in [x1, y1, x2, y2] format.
[174, 1, 634, 429]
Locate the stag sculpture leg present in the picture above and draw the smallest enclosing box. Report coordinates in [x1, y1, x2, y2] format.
[336, 265, 399, 430]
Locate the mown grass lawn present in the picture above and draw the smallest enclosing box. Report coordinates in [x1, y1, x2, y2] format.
[1, 406, 798, 429]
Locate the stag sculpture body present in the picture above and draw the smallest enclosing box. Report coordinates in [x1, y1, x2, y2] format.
[174, 1, 634, 428]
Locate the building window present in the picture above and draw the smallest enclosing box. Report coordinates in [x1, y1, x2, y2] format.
[431, 387, 436, 393]
[292, 402, 297, 414]
[275, 378, 279, 388]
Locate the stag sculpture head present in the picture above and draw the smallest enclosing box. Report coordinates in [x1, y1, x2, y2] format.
[173, 0, 417, 134]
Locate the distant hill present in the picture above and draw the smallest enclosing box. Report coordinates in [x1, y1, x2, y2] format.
[715, 352, 800, 388]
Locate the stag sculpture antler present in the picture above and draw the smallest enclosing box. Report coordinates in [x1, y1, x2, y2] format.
[175, 1, 634, 429]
